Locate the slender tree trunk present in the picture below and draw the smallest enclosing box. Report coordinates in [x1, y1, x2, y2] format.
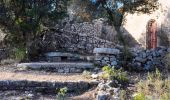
[107, 9, 126, 46]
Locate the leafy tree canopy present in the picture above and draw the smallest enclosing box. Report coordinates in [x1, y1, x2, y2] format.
[71, 0, 159, 26]
[0, 0, 69, 47]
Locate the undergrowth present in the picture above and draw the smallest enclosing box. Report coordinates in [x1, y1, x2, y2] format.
[134, 69, 170, 100]
[56, 87, 68, 100]
[10, 47, 26, 61]
[101, 66, 129, 83]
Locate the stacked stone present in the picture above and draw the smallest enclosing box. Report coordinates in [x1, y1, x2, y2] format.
[93, 47, 170, 71]
[44, 52, 81, 62]
[31, 18, 117, 54]
[0, 80, 98, 93]
[17, 62, 94, 73]
[130, 47, 170, 71]
[93, 48, 120, 67]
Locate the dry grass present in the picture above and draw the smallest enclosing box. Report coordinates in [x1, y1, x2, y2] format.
[134, 69, 170, 100]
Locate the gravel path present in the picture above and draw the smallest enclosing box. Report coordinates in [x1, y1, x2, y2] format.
[0, 64, 92, 82]
[0, 71, 91, 82]
[0, 64, 95, 100]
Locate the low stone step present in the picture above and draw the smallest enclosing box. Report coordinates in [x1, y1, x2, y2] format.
[17, 62, 94, 73]
[0, 72, 98, 94]
[0, 80, 97, 94]
[44, 52, 77, 62]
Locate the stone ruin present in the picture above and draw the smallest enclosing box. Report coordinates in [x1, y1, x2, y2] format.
[93, 47, 170, 71]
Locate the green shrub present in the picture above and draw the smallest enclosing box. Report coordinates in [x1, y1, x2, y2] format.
[147, 68, 161, 81]
[101, 66, 129, 82]
[133, 92, 145, 100]
[12, 47, 26, 61]
[56, 87, 68, 100]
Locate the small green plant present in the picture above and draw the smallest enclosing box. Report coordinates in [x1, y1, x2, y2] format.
[82, 70, 91, 79]
[102, 66, 129, 82]
[147, 68, 161, 81]
[133, 92, 145, 100]
[56, 87, 68, 100]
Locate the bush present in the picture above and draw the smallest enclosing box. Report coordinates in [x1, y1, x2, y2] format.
[133, 92, 145, 100]
[11, 47, 26, 61]
[56, 87, 68, 100]
[101, 66, 129, 83]
[134, 69, 170, 100]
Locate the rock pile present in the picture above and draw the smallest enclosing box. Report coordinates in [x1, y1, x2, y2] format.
[96, 80, 121, 100]
[93, 47, 170, 71]
[130, 47, 169, 71]
[91, 72, 122, 100]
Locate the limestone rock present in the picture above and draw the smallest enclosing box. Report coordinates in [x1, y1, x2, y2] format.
[111, 61, 118, 66]
[93, 48, 120, 55]
[97, 91, 109, 100]
[167, 48, 170, 52]
[91, 74, 99, 79]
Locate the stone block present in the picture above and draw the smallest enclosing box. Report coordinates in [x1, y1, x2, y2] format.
[103, 57, 109, 61]
[110, 56, 116, 61]
[64, 68, 70, 73]
[95, 56, 103, 61]
[111, 61, 117, 66]
[58, 69, 64, 73]
[93, 48, 120, 55]
[52, 57, 61, 62]
[69, 68, 76, 73]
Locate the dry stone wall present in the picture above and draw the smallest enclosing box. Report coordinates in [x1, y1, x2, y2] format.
[93, 47, 170, 71]
[61, 19, 118, 54]
[35, 19, 117, 54]
[0, 80, 98, 93]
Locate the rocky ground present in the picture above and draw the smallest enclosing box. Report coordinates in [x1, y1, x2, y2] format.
[0, 62, 169, 100]
[0, 64, 96, 100]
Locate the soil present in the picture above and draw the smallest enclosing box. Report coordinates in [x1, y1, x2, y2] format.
[0, 64, 169, 100]
[0, 64, 96, 100]
[0, 89, 96, 100]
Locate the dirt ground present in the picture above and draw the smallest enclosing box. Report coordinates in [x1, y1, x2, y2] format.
[0, 64, 96, 100]
[0, 64, 169, 100]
